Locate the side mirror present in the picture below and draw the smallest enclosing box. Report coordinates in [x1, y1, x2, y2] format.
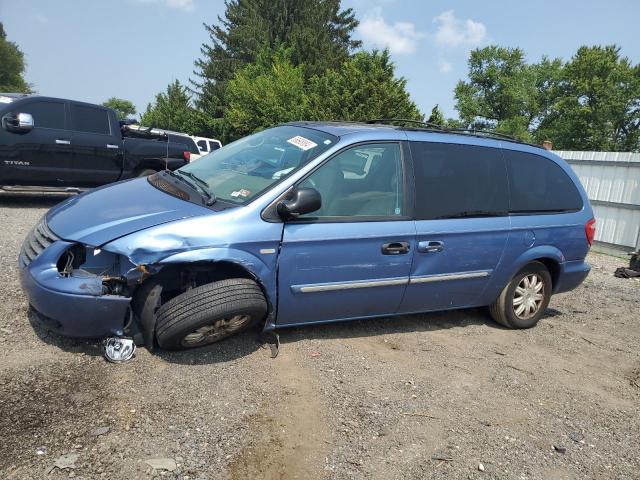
[2, 112, 34, 133]
[277, 187, 321, 219]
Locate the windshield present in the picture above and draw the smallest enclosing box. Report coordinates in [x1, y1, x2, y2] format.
[178, 126, 337, 204]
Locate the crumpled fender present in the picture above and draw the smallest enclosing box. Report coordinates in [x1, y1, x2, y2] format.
[106, 241, 278, 320]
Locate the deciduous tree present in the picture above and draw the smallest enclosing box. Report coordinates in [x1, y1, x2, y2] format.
[0, 22, 31, 93]
[102, 97, 136, 120]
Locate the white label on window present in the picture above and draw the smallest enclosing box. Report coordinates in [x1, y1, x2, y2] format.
[287, 135, 317, 151]
[0, 96, 13, 104]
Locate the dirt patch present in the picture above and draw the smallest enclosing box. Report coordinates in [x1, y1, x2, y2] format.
[0, 359, 114, 473]
[229, 351, 330, 479]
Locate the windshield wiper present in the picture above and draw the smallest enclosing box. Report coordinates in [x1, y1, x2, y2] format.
[164, 170, 216, 206]
[434, 210, 508, 219]
[179, 171, 216, 206]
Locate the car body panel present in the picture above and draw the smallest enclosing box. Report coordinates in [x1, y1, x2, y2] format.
[46, 177, 213, 246]
[401, 217, 510, 312]
[277, 220, 415, 325]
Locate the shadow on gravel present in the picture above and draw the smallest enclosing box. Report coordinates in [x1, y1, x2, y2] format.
[0, 193, 71, 209]
[155, 329, 264, 364]
[277, 307, 502, 345]
[27, 304, 567, 364]
[28, 307, 263, 364]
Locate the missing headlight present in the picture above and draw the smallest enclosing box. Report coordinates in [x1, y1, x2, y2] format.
[56, 244, 86, 277]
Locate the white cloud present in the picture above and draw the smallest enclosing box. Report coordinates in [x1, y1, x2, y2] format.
[165, 0, 194, 11]
[439, 60, 453, 73]
[132, 0, 194, 12]
[358, 9, 424, 55]
[433, 10, 486, 48]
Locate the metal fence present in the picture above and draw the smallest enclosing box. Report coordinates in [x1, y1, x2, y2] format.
[557, 150, 640, 251]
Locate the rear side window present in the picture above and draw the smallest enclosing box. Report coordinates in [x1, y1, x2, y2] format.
[196, 140, 208, 152]
[505, 150, 583, 213]
[21, 101, 65, 129]
[169, 135, 199, 154]
[410, 142, 508, 219]
[70, 104, 110, 134]
[209, 141, 221, 151]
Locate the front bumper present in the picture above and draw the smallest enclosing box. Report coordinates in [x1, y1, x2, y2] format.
[19, 241, 131, 338]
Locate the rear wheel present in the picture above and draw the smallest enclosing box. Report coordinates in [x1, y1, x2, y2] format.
[155, 278, 267, 350]
[489, 262, 552, 329]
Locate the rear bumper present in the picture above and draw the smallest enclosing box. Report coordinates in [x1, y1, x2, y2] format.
[19, 241, 131, 338]
[553, 260, 591, 294]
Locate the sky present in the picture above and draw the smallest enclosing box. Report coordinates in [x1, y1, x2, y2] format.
[2, 0, 639, 119]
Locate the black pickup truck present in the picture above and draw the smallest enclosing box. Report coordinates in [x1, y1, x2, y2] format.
[0, 93, 190, 191]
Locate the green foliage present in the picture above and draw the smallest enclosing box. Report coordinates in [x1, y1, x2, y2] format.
[140, 80, 209, 135]
[536, 46, 640, 151]
[225, 47, 308, 138]
[0, 22, 31, 93]
[455, 44, 640, 151]
[102, 97, 136, 120]
[454, 46, 550, 141]
[193, 0, 360, 119]
[427, 105, 445, 126]
[307, 50, 421, 122]
[224, 48, 422, 140]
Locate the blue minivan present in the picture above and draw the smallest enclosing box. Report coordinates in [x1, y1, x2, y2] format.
[19, 121, 595, 351]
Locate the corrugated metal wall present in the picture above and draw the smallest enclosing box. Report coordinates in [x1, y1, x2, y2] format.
[556, 151, 640, 250]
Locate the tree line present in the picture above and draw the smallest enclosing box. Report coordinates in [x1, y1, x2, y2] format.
[1, 4, 639, 151]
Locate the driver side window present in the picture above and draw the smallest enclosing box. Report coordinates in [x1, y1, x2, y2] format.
[299, 143, 405, 218]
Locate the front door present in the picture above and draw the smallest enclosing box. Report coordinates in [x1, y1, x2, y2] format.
[277, 142, 415, 326]
[3, 99, 75, 186]
[399, 139, 511, 313]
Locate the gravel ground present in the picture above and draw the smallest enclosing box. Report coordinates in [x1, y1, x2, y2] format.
[1, 195, 639, 480]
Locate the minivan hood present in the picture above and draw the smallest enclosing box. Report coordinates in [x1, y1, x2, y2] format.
[47, 178, 212, 246]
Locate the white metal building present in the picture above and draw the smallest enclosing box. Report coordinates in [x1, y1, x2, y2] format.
[557, 150, 640, 252]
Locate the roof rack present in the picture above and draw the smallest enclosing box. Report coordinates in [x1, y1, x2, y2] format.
[365, 118, 537, 147]
[366, 118, 444, 131]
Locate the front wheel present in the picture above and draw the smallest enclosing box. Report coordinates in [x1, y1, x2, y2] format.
[489, 262, 552, 329]
[155, 278, 267, 350]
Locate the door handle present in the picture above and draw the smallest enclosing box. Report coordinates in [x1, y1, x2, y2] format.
[106, 144, 120, 149]
[55, 139, 71, 145]
[418, 240, 444, 253]
[381, 241, 410, 255]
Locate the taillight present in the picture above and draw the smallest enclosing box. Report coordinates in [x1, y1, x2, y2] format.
[183, 151, 190, 162]
[585, 218, 596, 246]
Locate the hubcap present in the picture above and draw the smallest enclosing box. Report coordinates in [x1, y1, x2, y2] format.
[181, 315, 251, 347]
[513, 273, 545, 319]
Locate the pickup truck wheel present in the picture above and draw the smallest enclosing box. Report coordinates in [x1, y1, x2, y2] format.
[155, 279, 267, 350]
[489, 261, 552, 329]
[135, 169, 157, 177]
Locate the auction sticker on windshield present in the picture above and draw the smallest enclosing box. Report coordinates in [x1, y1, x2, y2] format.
[287, 136, 317, 151]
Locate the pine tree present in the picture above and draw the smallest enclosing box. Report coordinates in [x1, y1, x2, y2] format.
[192, 0, 360, 118]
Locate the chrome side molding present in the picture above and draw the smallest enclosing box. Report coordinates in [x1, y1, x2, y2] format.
[409, 270, 490, 284]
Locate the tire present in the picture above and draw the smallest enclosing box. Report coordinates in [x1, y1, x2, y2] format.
[489, 261, 552, 329]
[155, 278, 267, 350]
[135, 169, 157, 177]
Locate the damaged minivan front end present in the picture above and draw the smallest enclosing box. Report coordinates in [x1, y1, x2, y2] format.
[19, 215, 159, 338]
